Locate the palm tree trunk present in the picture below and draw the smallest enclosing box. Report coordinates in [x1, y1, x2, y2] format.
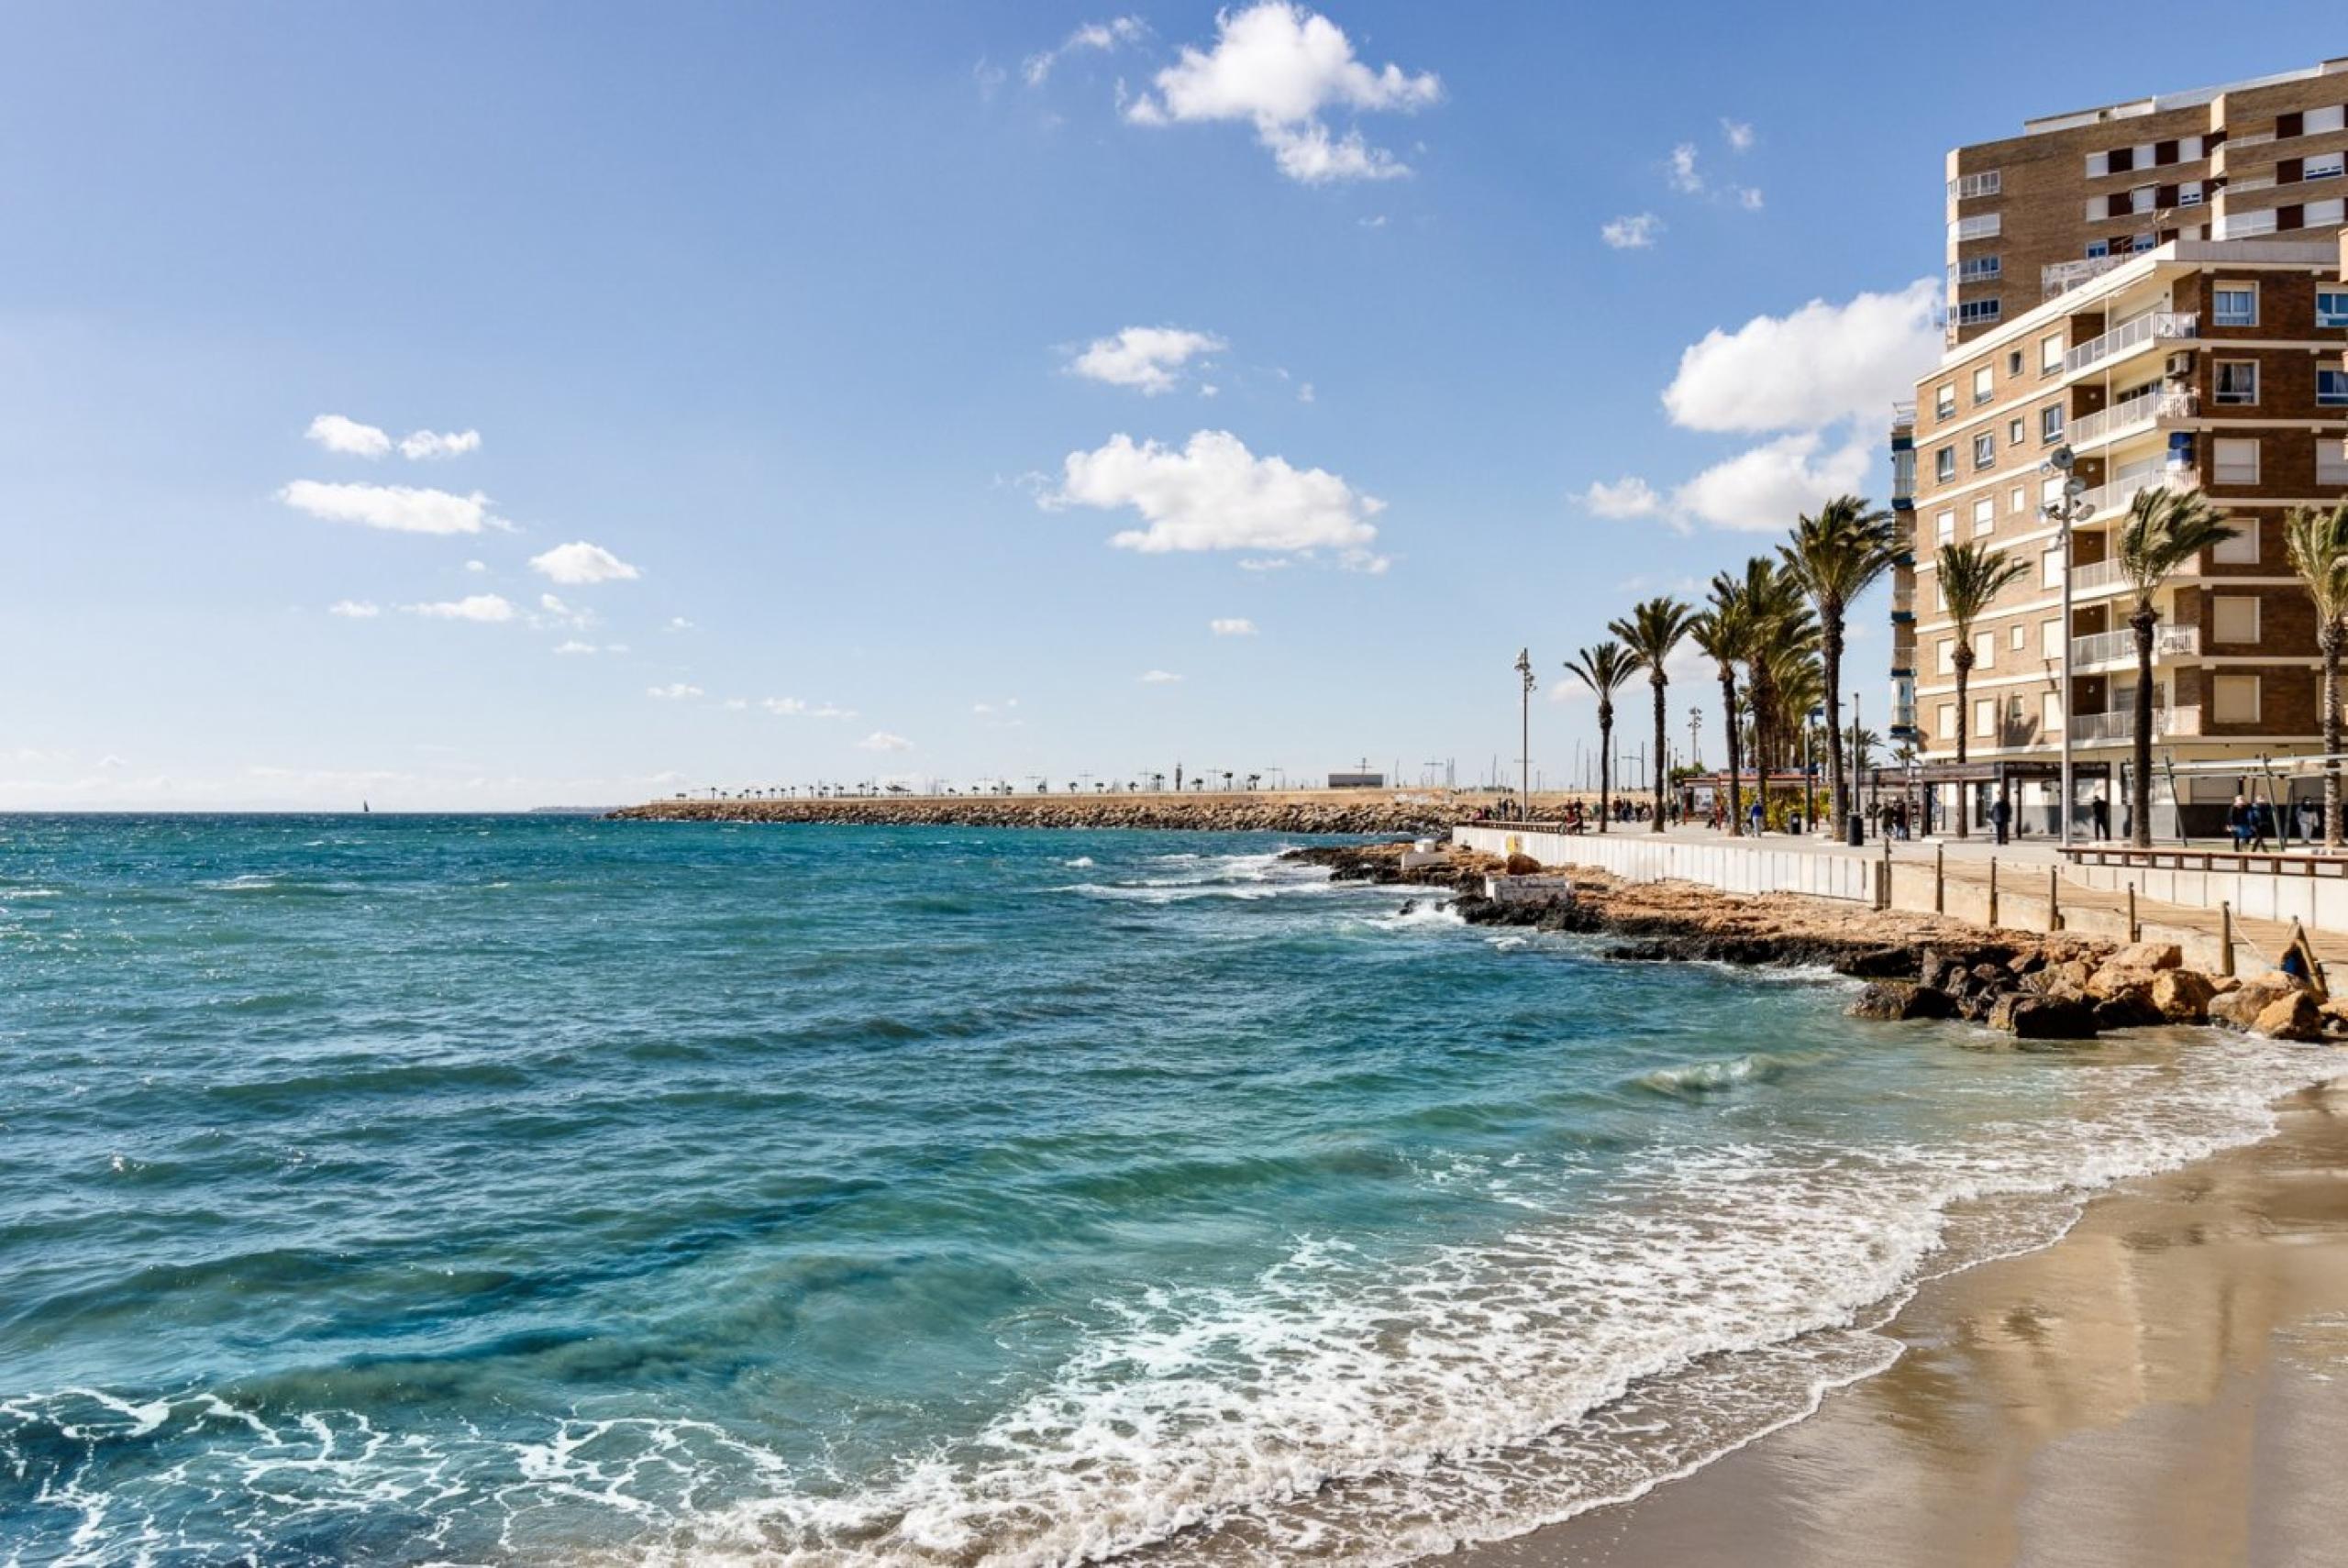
[1651, 676, 1668, 833]
[1721, 669, 1743, 836]
[1822, 608, 1846, 830]
[2130, 608, 2156, 849]
[2327, 624, 2343, 850]
[1597, 707, 1611, 833]
[1953, 653, 1972, 839]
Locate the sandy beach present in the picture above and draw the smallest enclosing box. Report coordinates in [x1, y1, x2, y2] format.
[1450, 1077, 2348, 1568]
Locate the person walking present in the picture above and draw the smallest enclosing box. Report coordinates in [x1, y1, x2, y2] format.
[2251, 798, 2275, 854]
[1990, 791, 2011, 845]
[2298, 797, 2321, 845]
[2229, 794, 2252, 851]
[2090, 792, 2110, 841]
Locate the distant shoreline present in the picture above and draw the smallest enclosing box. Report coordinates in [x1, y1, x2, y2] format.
[605, 790, 1535, 835]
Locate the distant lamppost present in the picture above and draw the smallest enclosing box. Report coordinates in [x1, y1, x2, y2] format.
[1514, 647, 1535, 813]
[2039, 445, 2095, 847]
[1687, 706, 1703, 774]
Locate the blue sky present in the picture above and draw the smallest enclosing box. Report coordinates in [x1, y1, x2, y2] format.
[4, 2, 2335, 807]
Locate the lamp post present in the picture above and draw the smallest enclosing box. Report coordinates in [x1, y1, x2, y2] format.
[1514, 647, 1535, 815]
[2040, 446, 2095, 847]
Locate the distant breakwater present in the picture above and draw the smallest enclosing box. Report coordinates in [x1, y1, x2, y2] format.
[607, 794, 1474, 834]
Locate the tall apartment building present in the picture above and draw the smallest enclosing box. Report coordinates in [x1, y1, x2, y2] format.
[1888, 235, 2348, 834]
[1946, 59, 2348, 348]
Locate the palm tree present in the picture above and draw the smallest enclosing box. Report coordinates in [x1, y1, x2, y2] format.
[1936, 541, 2031, 838]
[1563, 641, 1638, 832]
[1690, 573, 1752, 834]
[2114, 487, 2238, 847]
[1610, 597, 1698, 833]
[1781, 496, 1899, 833]
[1733, 558, 1814, 816]
[2286, 501, 2348, 849]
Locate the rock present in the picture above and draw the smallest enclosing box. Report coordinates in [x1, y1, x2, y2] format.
[1502, 853, 1543, 876]
[1956, 988, 2004, 1022]
[2210, 979, 2299, 1031]
[2149, 969, 2218, 1024]
[1988, 993, 2099, 1039]
[2092, 991, 2163, 1030]
[2086, 963, 2164, 1001]
[2110, 941, 2184, 972]
[1833, 945, 1916, 980]
[2050, 958, 2097, 992]
[2253, 991, 2327, 1043]
[1848, 981, 1957, 1021]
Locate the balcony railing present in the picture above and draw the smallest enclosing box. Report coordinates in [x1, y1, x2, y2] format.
[2069, 389, 2197, 447]
[2043, 254, 2133, 299]
[2075, 465, 2199, 522]
[2216, 208, 2279, 240]
[2071, 624, 2198, 669]
[2069, 551, 2209, 597]
[2226, 172, 2276, 194]
[2063, 311, 2197, 374]
[2069, 705, 2202, 744]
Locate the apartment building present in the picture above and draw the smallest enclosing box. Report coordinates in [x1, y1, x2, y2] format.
[1947, 59, 2348, 348]
[1888, 236, 2348, 835]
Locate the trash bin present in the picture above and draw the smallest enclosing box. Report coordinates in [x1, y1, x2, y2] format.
[1845, 812, 1864, 847]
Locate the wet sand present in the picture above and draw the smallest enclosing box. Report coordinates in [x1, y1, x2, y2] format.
[1451, 1077, 2348, 1568]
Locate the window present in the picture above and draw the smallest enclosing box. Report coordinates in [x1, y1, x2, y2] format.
[2008, 417, 2025, 446]
[2041, 403, 2065, 441]
[1973, 698, 1997, 738]
[1938, 702, 1957, 740]
[2310, 106, 2348, 137]
[2212, 596, 2261, 645]
[1973, 366, 1994, 403]
[2178, 181, 2205, 207]
[2213, 436, 2261, 485]
[2007, 349, 2024, 376]
[2041, 547, 2065, 588]
[1957, 299, 2003, 326]
[1936, 508, 1955, 541]
[2042, 618, 2064, 656]
[2131, 231, 2158, 254]
[2212, 674, 2262, 724]
[2215, 359, 2260, 405]
[1938, 639, 1955, 674]
[2319, 291, 2348, 328]
[2005, 694, 2028, 733]
[2086, 238, 2110, 259]
[1954, 170, 2002, 198]
[2306, 151, 2346, 182]
[2010, 624, 2028, 650]
[2041, 333, 2065, 372]
[1952, 214, 2001, 241]
[2043, 690, 2065, 728]
[1973, 432, 1996, 469]
[1973, 496, 1995, 534]
[2212, 285, 2257, 327]
[2009, 484, 2027, 513]
[2320, 369, 2348, 406]
[2323, 446, 2348, 486]
[2213, 521, 2260, 565]
[1935, 384, 1956, 419]
[1955, 254, 2002, 283]
[1935, 447, 1956, 482]
[1973, 632, 1995, 668]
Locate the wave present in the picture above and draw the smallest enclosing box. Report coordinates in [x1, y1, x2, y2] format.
[1630, 1050, 1826, 1099]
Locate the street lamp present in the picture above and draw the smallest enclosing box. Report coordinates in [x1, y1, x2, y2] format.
[2040, 446, 2095, 848]
[1513, 647, 1536, 814]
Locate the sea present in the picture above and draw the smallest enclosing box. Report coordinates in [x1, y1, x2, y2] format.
[3, 813, 2338, 1566]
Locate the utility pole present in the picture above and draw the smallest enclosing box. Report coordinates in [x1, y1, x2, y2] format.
[1514, 648, 1535, 811]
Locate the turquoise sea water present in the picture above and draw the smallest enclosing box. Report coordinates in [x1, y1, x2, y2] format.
[2, 814, 2336, 1566]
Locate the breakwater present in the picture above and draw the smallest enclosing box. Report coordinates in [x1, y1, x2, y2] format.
[611, 791, 1479, 834]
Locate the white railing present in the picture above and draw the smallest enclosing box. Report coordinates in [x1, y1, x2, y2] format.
[2227, 172, 2276, 194]
[2071, 624, 2199, 668]
[1952, 214, 2001, 241]
[2230, 130, 2277, 150]
[2069, 549, 2204, 596]
[2069, 389, 2196, 447]
[2216, 208, 2279, 239]
[2075, 465, 2199, 520]
[2043, 254, 2133, 299]
[2063, 311, 2197, 374]
[2069, 705, 2202, 743]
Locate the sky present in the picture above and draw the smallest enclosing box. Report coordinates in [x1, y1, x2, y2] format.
[4, 1, 2338, 808]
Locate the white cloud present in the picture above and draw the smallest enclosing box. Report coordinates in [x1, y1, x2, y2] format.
[399, 428, 482, 460]
[1601, 213, 1662, 250]
[1668, 142, 1703, 193]
[1069, 326, 1226, 395]
[1722, 118, 1755, 152]
[973, 698, 1021, 716]
[1670, 432, 1875, 533]
[856, 731, 914, 752]
[1209, 617, 1257, 635]
[648, 682, 703, 701]
[1297, 381, 1315, 403]
[1139, 669, 1183, 683]
[404, 593, 517, 623]
[762, 697, 856, 719]
[1736, 186, 1764, 211]
[1125, 2, 1439, 183]
[528, 540, 642, 585]
[1357, 214, 1387, 228]
[305, 414, 391, 458]
[282, 480, 497, 536]
[553, 640, 598, 655]
[669, 616, 693, 631]
[1663, 280, 1941, 434]
[464, 558, 487, 573]
[1236, 557, 1291, 571]
[1578, 476, 1666, 519]
[1024, 15, 1146, 85]
[1045, 429, 1381, 556]
[327, 599, 381, 618]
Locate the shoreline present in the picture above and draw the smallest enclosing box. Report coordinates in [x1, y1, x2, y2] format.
[607, 792, 1502, 834]
[1438, 1076, 2348, 1568]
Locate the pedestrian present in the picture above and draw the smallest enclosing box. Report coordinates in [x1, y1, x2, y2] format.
[1748, 797, 1765, 835]
[2298, 797, 2320, 844]
[2251, 798, 2274, 854]
[2228, 795, 2251, 851]
[1991, 791, 2011, 845]
[2090, 792, 2110, 841]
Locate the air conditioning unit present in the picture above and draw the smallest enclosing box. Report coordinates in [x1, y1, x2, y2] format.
[2165, 350, 2197, 378]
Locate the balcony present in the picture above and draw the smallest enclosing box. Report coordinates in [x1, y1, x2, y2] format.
[2062, 311, 2197, 375]
[2068, 389, 2197, 449]
[2216, 208, 2279, 240]
[2043, 254, 2133, 299]
[2226, 172, 2276, 194]
[2068, 705, 2203, 744]
[2074, 465, 2199, 522]
[2069, 550, 2205, 599]
[2070, 624, 2198, 671]
[1891, 580, 1917, 623]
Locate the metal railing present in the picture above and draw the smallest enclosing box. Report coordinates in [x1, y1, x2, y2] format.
[2226, 172, 2276, 194]
[2063, 311, 2197, 374]
[2076, 465, 2199, 521]
[2043, 254, 2133, 299]
[2069, 551, 2210, 596]
[2069, 388, 2196, 447]
[2069, 705, 2202, 743]
[2071, 624, 2198, 668]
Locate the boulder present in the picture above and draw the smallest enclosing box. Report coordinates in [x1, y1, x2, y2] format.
[2110, 941, 2185, 972]
[2210, 979, 2300, 1031]
[1988, 993, 2099, 1039]
[2050, 958, 2098, 993]
[1503, 853, 1543, 876]
[1848, 981, 1958, 1021]
[2092, 991, 2163, 1030]
[2086, 963, 2165, 1001]
[2149, 969, 2218, 1025]
[2253, 991, 2327, 1043]
[1833, 945, 1917, 980]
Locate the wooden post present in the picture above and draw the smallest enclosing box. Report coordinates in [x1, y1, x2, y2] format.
[2048, 865, 2061, 932]
[2127, 882, 2139, 943]
[2221, 900, 2235, 977]
[1934, 843, 1945, 914]
[1989, 857, 1999, 928]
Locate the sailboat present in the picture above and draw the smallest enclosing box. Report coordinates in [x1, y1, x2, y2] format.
[362, 800, 371, 815]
